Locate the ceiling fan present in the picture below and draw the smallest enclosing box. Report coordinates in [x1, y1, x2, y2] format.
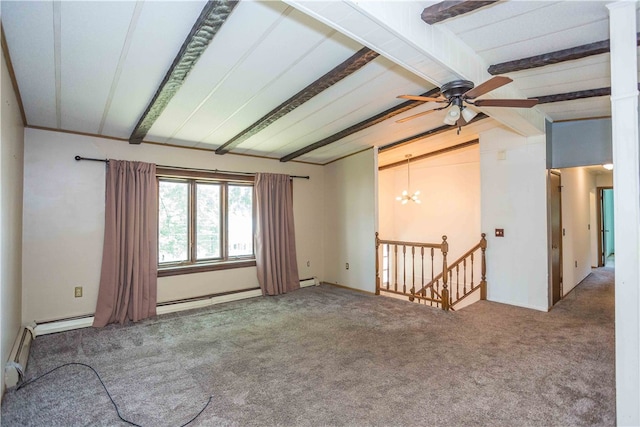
[396, 76, 538, 132]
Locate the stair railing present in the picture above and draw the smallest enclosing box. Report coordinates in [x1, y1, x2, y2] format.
[375, 233, 487, 311]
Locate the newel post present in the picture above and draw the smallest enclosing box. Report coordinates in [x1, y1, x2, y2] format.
[480, 233, 487, 300]
[375, 232, 381, 295]
[441, 235, 449, 311]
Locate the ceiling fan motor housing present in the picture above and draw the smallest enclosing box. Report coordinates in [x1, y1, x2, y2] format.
[440, 80, 474, 99]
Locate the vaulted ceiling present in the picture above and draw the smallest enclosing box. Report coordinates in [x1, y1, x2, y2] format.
[2, 1, 638, 166]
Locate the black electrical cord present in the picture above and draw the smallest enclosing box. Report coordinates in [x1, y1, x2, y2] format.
[15, 362, 212, 427]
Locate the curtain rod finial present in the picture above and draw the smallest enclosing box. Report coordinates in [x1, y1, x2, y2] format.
[75, 155, 81, 161]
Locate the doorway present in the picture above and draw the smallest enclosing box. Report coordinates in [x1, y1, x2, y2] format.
[549, 171, 563, 305]
[597, 187, 615, 267]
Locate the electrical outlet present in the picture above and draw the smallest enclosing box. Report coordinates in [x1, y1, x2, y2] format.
[345, 263, 350, 270]
[74, 286, 83, 298]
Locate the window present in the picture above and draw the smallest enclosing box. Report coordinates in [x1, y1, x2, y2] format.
[157, 169, 255, 276]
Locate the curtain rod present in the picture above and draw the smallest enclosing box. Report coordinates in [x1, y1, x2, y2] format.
[74, 156, 310, 179]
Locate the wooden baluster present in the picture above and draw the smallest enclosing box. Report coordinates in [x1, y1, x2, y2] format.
[456, 264, 460, 300]
[480, 233, 487, 300]
[410, 246, 416, 297]
[375, 233, 380, 295]
[394, 244, 398, 292]
[441, 236, 449, 311]
[402, 245, 407, 294]
[386, 244, 390, 291]
[463, 258, 467, 295]
[421, 247, 425, 298]
[430, 248, 435, 305]
[471, 252, 475, 289]
[449, 269, 454, 306]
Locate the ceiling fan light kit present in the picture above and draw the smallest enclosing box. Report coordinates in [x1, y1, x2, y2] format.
[396, 76, 538, 133]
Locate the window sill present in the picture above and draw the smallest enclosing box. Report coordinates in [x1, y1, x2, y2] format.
[158, 259, 257, 277]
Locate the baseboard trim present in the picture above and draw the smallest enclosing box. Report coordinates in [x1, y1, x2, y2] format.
[322, 281, 376, 295]
[31, 280, 317, 337]
[156, 289, 263, 315]
[33, 288, 265, 336]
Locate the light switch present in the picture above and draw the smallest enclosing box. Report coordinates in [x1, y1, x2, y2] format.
[495, 228, 504, 237]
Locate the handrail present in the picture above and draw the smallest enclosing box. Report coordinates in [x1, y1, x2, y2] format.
[376, 238, 443, 249]
[375, 233, 487, 311]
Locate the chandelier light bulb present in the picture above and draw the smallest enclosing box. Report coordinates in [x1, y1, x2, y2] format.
[396, 154, 420, 205]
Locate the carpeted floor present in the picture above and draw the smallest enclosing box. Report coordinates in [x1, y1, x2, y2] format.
[1, 268, 615, 426]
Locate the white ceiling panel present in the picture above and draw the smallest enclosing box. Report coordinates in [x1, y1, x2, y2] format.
[174, 12, 354, 146]
[538, 97, 611, 122]
[197, 32, 362, 147]
[145, 0, 293, 143]
[101, 0, 208, 139]
[237, 59, 434, 156]
[440, 1, 554, 34]
[2, 1, 57, 128]
[512, 55, 610, 91]
[477, 20, 610, 65]
[60, 1, 137, 133]
[450, 2, 610, 59]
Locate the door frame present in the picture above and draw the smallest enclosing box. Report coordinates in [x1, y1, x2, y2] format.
[597, 186, 614, 267]
[548, 170, 563, 306]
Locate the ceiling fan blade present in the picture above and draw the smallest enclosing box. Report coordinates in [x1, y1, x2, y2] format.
[464, 76, 513, 99]
[397, 95, 445, 102]
[473, 98, 539, 108]
[395, 108, 439, 123]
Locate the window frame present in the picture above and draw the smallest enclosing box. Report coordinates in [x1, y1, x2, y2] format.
[157, 168, 256, 277]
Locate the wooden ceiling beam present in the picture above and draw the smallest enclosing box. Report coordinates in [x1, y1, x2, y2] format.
[488, 33, 640, 75]
[129, 0, 238, 144]
[378, 139, 479, 171]
[215, 47, 379, 155]
[278, 87, 441, 162]
[378, 113, 488, 153]
[534, 88, 611, 104]
[421, 1, 499, 25]
[533, 84, 640, 104]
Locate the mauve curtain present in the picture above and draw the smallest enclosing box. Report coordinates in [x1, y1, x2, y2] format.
[254, 173, 300, 296]
[93, 160, 158, 327]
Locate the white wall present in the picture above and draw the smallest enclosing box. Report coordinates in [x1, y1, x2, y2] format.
[1, 49, 25, 395]
[324, 149, 377, 293]
[378, 146, 481, 254]
[550, 118, 612, 168]
[480, 128, 549, 311]
[22, 128, 325, 323]
[560, 167, 595, 295]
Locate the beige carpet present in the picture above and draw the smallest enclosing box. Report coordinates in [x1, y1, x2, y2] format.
[1, 268, 615, 426]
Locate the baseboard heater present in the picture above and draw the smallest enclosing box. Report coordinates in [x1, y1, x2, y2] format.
[4, 327, 34, 389]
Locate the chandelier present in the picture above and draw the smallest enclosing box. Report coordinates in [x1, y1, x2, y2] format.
[396, 154, 420, 204]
